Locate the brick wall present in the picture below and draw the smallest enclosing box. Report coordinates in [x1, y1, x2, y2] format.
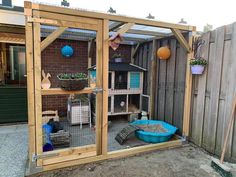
[42, 39, 131, 116]
[42, 39, 88, 116]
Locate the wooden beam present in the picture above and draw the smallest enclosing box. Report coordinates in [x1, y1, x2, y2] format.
[88, 39, 95, 68]
[115, 28, 170, 37]
[96, 20, 103, 155]
[150, 40, 157, 118]
[0, 25, 25, 34]
[25, 20, 36, 163]
[41, 27, 67, 51]
[171, 28, 191, 52]
[131, 45, 135, 63]
[41, 87, 93, 95]
[33, 11, 43, 167]
[42, 145, 96, 165]
[0, 32, 25, 44]
[116, 23, 134, 35]
[132, 43, 140, 59]
[182, 31, 195, 137]
[42, 139, 183, 171]
[39, 11, 99, 25]
[33, 2, 195, 31]
[109, 22, 125, 31]
[102, 19, 109, 155]
[41, 27, 145, 43]
[26, 16, 98, 31]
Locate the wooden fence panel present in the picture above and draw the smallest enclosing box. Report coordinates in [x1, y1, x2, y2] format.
[173, 44, 187, 133]
[226, 23, 236, 160]
[190, 32, 210, 146]
[203, 27, 225, 153]
[164, 39, 177, 124]
[215, 39, 231, 157]
[190, 22, 236, 162]
[133, 22, 236, 162]
[202, 40, 216, 152]
[134, 37, 187, 133]
[157, 40, 168, 121]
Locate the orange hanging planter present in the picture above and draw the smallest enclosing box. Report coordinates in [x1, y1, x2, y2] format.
[157, 46, 171, 60]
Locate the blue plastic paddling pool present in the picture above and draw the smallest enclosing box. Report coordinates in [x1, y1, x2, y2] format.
[131, 120, 178, 143]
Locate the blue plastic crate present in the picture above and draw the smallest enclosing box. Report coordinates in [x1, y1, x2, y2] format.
[131, 120, 178, 143]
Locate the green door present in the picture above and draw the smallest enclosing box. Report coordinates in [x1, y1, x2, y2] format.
[0, 45, 27, 123]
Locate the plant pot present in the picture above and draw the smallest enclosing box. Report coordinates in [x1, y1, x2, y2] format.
[190, 65, 205, 75]
[114, 57, 123, 63]
[58, 78, 88, 91]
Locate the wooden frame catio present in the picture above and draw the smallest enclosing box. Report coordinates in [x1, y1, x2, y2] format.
[24, 1, 196, 173]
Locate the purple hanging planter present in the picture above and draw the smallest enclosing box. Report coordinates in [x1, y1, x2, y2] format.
[190, 65, 205, 75]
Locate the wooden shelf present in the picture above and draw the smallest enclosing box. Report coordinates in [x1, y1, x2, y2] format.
[41, 87, 93, 95]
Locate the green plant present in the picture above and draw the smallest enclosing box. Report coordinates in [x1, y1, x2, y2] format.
[58, 73, 87, 80]
[111, 53, 122, 59]
[190, 58, 208, 66]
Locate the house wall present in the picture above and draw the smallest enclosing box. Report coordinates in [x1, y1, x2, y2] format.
[41, 39, 131, 116]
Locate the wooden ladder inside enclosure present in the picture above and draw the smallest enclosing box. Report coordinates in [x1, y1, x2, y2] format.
[115, 125, 141, 145]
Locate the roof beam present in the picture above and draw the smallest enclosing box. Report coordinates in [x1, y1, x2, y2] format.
[41, 28, 144, 44]
[132, 43, 140, 58]
[0, 32, 25, 44]
[41, 27, 67, 51]
[109, 22, 125, 31]
[116, 22, 135, 35]
[114, 28, 170, 37]
[0, 24, 25, 34]
[33, 2, 195, 31]
[171, 28, 191, 52]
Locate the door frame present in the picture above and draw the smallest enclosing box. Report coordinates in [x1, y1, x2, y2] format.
[25, 7, 109, 167]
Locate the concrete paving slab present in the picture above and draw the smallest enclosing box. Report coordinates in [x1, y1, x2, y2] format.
[0, 124, 28, 177]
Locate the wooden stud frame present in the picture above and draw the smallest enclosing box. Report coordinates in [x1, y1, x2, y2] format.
[24, 1, 195, 173]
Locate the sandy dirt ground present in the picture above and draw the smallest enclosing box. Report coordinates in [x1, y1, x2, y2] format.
[31, 144, 228, 177]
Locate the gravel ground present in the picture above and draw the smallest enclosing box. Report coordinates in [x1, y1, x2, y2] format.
[32, 145, 229, 177]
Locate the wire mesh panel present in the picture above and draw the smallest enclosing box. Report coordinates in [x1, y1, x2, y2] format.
[41, 26, 97, 152]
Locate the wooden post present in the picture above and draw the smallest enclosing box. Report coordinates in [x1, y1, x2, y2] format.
[102, 19, 109, 155]
[88, 39, 93, 68]
[0, 43, 6, 84]
[131, 45, 135, 64]
[26, 20, 36, 162]
[150, 40, 157, 118]
[33, 10, 43, 166]
[95, 20, 103, 155]
[182, 31, 195, 137]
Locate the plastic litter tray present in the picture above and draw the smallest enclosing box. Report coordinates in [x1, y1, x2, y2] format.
[131, 120, 178, 143]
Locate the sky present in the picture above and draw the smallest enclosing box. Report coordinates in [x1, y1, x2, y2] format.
[12, 0, 236, 31]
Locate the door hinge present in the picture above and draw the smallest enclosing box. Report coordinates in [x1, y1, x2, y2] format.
[32, 152, 59, 162]
[92, 87, 103, 94]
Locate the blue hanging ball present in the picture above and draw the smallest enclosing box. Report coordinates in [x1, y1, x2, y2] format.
[61, 45, 74, 58]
